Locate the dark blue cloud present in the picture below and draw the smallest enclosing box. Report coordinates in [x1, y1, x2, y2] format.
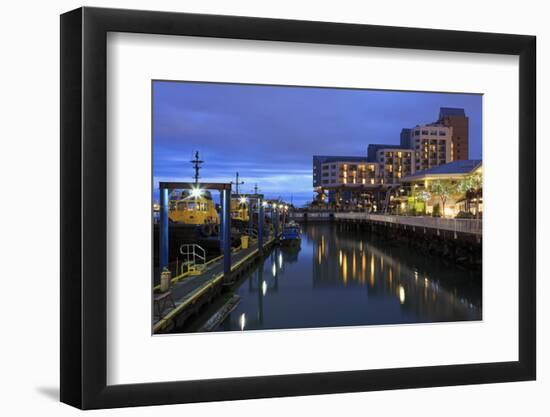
[153, 81, 482, 206]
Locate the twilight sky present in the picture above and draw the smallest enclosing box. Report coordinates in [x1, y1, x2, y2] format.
[153, 81, 482, 206]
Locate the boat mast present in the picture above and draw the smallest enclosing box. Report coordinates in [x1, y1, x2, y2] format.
[190, 151, 203, 185]
[231, 172, 244, 195]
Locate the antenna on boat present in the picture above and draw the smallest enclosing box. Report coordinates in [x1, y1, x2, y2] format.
[253, 184, 259, 195]
[190, 151, 203, 185]
[231, 172, 244, 195]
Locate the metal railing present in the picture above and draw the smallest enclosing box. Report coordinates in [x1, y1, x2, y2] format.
[334, 212, 482, 236]
[244, 227, 258, 239]
[179, 244, 206, 273]
[289, 212, 331, 218]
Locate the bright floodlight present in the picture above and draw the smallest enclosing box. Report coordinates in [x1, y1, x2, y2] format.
[190, 187, 203, 198]
[262, 201, 268, 207]
[239, 196, 248, 204]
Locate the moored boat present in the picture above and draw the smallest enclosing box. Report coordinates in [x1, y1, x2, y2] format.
[280, 221, 301, 246]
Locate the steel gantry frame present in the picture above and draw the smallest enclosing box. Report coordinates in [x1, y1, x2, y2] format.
[159, 181, 233, 275]
[236, 192, 265, 252]
[159, 183, 268, 276]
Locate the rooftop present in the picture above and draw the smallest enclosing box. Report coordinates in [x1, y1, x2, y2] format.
[314, 155, 370, 164]
[439, 107, 466, 118]
[403, 159, 482, 181]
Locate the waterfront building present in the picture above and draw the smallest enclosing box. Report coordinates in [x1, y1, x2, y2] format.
[311, 107, 469, 210]
[401, 159, 482, 217]
[374, 147, 415, 184]
[313, 155, 373, 187]
[406, 123, 453, 171]
[438, 107, 469, 161]
[314, 155, 382, 188]
[312, 155, 384, 208]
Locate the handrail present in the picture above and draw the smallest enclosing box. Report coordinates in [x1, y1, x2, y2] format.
[179, 243, 206, 268]
[334, 212, 482, 235]
[244, 227, 258, 238]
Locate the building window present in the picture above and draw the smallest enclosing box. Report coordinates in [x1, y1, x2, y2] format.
[422, 130, 429, 135]
[415, 130, 420, 136]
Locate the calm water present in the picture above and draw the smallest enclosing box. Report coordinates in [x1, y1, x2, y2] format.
[212, 223, 481, 332]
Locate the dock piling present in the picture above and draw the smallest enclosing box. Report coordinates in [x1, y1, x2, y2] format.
[258, 199, 264, 251]
[159, 187, 169, 271]
[221, 188, 232, 275]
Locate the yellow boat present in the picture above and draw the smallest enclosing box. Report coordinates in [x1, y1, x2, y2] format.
[168, 189, 220, 236]
[231, 195, 249, 223]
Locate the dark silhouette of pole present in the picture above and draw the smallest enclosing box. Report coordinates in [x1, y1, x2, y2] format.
[258, 199, 264, 252]
[231, 172, 244, 195]
[221, 189, 232, 276]
[190, 151, 203, 185]
[159, 186, 169, 270]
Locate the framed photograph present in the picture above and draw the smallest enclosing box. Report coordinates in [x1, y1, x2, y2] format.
[60, 7, 536, 409]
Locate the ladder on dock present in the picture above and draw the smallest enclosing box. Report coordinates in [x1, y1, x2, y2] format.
[244, 227, 258, 239]
[179, 244, 207, 276]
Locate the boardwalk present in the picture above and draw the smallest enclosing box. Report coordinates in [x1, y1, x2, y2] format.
[334, 212, 482, 236]
[153, 237, 275, 333]
[290, 211, 481, 236]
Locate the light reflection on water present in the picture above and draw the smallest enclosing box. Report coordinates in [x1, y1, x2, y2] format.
[217, 223, 481, 332]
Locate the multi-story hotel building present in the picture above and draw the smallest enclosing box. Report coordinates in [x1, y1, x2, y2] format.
[312, 108, 463, 197]
[373, 148, 415, 184]
[314, 156, 379, 187]
[403, 124, 453, 171]
[438, 107, 469, 161]
[313, 155, 375, 187]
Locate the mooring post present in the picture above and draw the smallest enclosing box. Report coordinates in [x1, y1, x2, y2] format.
[248, 199, 254, 232]
[273, 208, 279, 239]
[258, 199, 264, 251]
[221, 188, 232, 276]
[159, 187, 169, 271]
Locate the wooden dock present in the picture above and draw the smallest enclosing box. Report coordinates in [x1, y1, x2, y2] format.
[153, 237, 276, 333]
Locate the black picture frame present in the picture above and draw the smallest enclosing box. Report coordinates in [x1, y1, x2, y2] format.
[60, 6, 536, 410]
